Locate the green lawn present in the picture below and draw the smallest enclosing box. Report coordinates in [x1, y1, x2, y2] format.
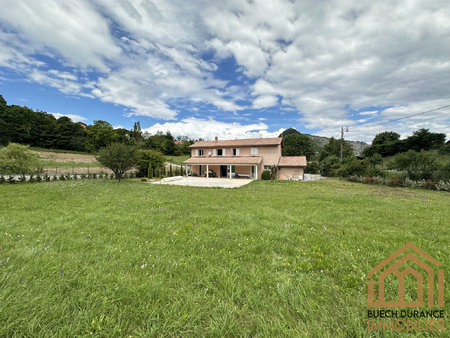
[0, 180, 448, 336]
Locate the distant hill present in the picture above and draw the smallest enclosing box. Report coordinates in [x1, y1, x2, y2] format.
[278, 128, 368, 156]
[307, 134, 368, 156]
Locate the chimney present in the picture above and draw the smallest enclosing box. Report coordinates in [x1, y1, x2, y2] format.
[214, 136, 218, 143]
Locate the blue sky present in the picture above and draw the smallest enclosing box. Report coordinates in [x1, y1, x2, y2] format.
[0, 0, 449, 142]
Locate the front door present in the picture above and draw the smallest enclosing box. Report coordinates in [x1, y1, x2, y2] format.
[220, 165, 227, 177]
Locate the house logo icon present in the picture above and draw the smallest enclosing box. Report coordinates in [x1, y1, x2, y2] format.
[368, 242, 444, 308]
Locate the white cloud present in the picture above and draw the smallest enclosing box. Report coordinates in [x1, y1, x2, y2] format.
[50, 112, 87, 122]
[143, 117, 284, 140]
[359, 110, 378, 116]
[0, 0, 449, 142]
[252, 95, 278, 109]
[0, 0, 120, 71]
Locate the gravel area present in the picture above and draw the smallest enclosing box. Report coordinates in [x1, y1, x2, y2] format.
[153, 177, 253, 188]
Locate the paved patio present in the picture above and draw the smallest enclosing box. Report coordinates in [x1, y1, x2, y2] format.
[153, 177, 253, 188]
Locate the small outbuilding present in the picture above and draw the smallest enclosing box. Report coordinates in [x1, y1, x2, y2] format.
[277, 156, 307, 180]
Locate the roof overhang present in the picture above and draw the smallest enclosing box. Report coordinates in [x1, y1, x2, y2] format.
[184, 156, 262, 165]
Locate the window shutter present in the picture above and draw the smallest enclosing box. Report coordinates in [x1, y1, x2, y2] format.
[213, 149, 216, 156]
[195, 149, 199, 156]
[236, 148, 240, 156]
[223, 149, 226, 156]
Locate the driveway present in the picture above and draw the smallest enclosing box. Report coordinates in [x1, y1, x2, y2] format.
[153, 177, 253, 188]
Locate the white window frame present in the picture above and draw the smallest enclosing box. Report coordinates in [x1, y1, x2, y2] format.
[232, 148, 240, 156]
[263, 165, 271, 171]
[250, 147, 258, 155]
[197, 149, 204, 156]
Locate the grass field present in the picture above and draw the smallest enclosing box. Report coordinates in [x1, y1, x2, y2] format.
[165, 155, 189, 166]
[36, 150, 106, 175]
[0, 180, 448, 336]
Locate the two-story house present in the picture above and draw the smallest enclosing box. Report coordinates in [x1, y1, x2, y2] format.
[183, 137, 306, 180]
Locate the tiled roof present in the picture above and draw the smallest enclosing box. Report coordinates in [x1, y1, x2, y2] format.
[184, 156, 262, 165]
[278, 156, 307, 167]
[189, 137, 282, 148]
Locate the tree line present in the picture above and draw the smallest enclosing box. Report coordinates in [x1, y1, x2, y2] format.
[0, 94, 194, 155]
[277, 126, 449, 185]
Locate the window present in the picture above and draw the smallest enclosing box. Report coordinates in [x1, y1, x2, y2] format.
[197, 149, 204, 156]
[264, 165, 271, 171]
[216, 149, 226, 156]
[232, 148, 240, 156]
[250, 147, 258, 155]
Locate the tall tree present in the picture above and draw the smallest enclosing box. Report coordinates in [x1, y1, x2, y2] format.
[84, 120, 116, 152]
[319, 137, 353, 162]
[405, 128, 446, 151]
[282, 133, 315, 159]
[131, 121, 144, 146]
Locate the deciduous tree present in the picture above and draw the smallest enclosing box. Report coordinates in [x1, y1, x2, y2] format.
[96, 143, 137, 182]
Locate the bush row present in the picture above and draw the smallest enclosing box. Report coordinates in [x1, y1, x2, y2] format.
[0, 172, 137, 184]
[346, 175, 450, 192]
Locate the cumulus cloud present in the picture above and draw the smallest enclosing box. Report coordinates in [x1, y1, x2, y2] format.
[0, 0, 449, 141]
[143, 118, 284, 140]
[252, 95, 278, 109]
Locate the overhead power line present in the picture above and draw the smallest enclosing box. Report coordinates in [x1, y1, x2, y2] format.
[357, 104, 450, 129]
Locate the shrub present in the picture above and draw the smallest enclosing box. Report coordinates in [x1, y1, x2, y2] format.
[59, 174, 66, 181]
[92, 173, 97, 179]
[337, 158, 368, 177]
[52, 175, 58, 181]
[109, 173, 115, 179]
[7, 176, 15, 184]
[28, 174, 35, 183]
[362, 176, 374, 184]
[36, 174, 42, 182]
[404, 178, 423, 188]
[422, 179, 437, 190]
[347, 175, 359, 182]
[141, 177, 148, 182]
[320, 155, 341, 177]
[388, 177, 404, 187]
[65, 173, 71, 180]
[0, 143, 40, 180]
[73, 174, 78, 180]
[80, 174, 86, 180]
[304, 161, 320, 174]
[436, 180, 450, 192]
[261, 171, 271, 180]
[19, 175, 26, 183]
[0, 175, 5, 184]
[373, 176, 388, 185]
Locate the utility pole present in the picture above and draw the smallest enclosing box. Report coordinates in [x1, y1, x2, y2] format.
[340, 127, 349, 161]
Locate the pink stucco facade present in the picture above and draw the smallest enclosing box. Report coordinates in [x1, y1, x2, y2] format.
[185, 138, 306, 180]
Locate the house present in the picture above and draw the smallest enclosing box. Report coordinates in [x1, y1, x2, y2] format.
[183, 137, 306, 180]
